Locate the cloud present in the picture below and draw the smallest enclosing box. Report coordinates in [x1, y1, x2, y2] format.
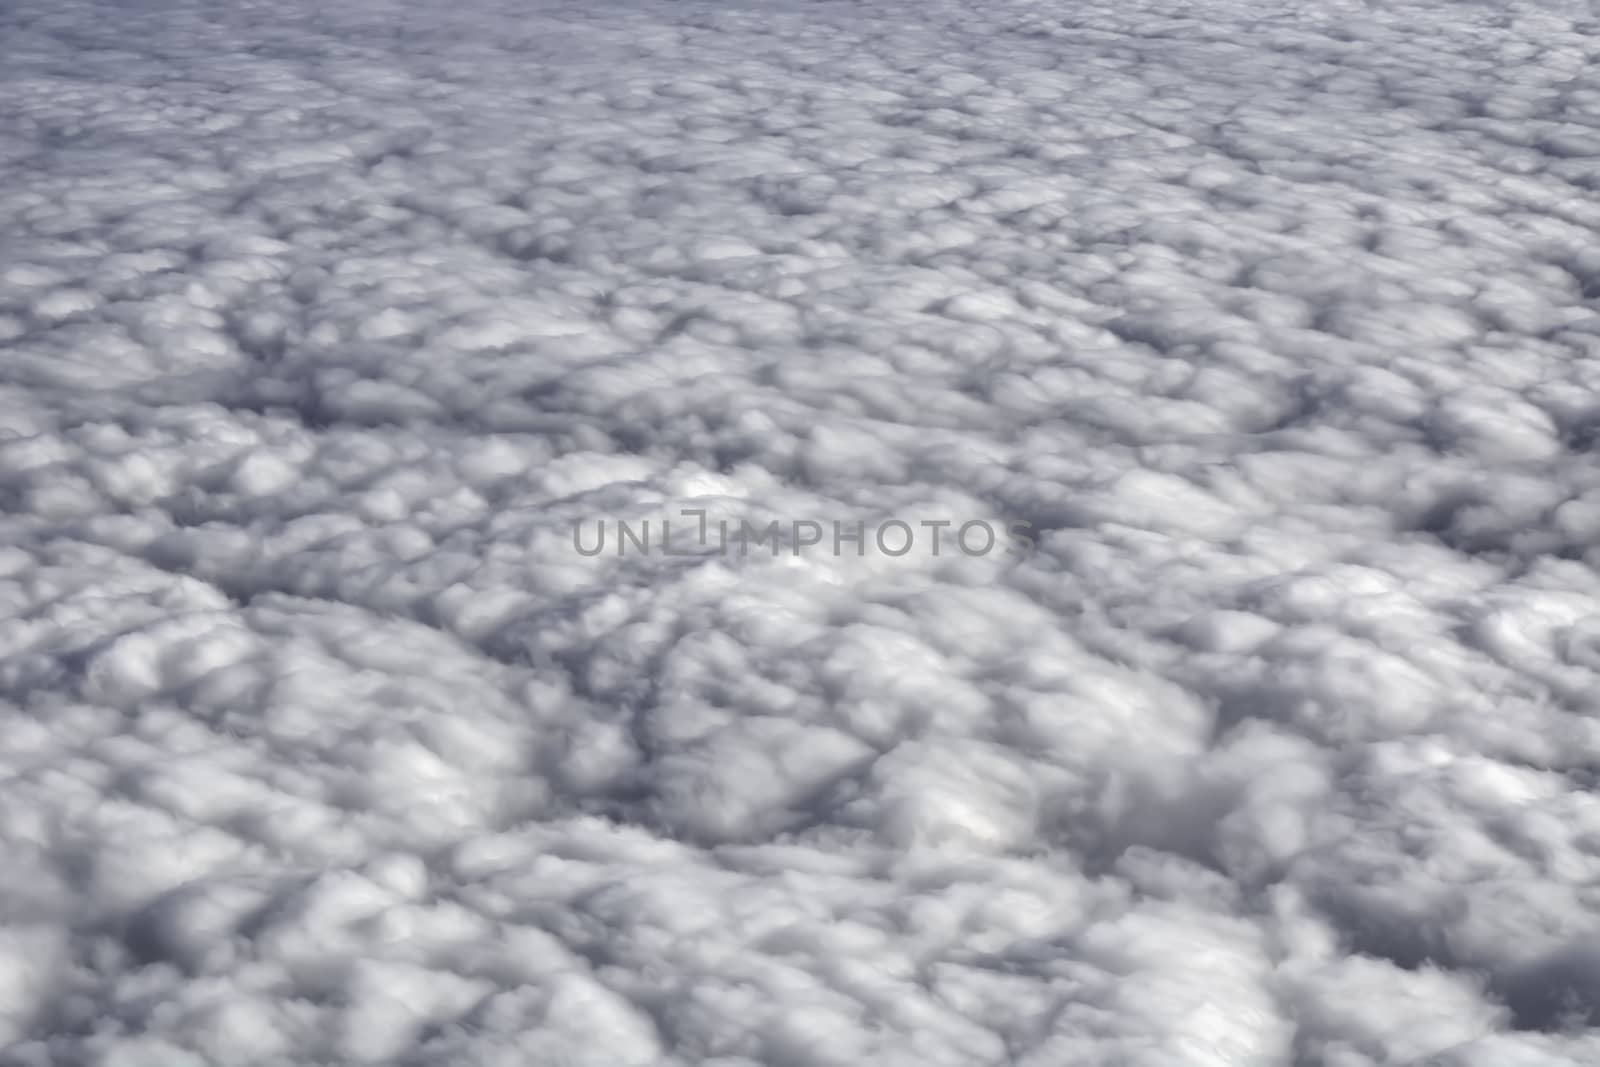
[2, 0, 1600, 1063]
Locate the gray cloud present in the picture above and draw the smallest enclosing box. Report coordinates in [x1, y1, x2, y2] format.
[3, 0, 1600, 1064]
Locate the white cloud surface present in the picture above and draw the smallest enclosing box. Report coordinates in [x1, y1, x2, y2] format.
[3, 0, 1600, 1063]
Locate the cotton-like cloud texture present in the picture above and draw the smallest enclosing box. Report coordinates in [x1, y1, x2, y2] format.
[3, 0, 1600, 1063]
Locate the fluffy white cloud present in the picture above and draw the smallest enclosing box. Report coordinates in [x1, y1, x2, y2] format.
[2, 0, 1600, 1063]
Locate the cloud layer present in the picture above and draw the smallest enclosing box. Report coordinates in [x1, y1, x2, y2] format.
[3, 0, 1600, 1063]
